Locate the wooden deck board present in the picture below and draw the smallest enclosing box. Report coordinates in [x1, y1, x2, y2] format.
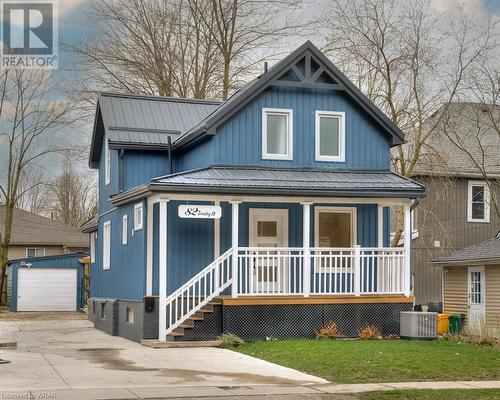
[218, 295, 414, 306]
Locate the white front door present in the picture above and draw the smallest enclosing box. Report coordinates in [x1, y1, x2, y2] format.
[249, 209, 288, 293]
[468, 266, 486, 332]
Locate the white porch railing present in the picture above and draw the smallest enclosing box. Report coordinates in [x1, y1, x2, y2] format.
[236, 246, 406, 296]
[165, 248, 233, 335]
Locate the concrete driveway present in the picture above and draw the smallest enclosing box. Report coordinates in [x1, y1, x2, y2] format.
[0, 317, 326, 393]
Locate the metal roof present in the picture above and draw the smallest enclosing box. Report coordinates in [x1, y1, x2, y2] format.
[146, 166, 425, 197]
[432, 235, 500, 264]
[89, 93, 221, 167]
[80, 215, 98, 233]
[174, 41, 406, 149]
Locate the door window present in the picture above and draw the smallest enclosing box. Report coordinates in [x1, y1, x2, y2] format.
[470, 271, 483, 304]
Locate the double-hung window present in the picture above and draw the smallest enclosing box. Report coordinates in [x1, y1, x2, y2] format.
[26, 248, 45, 258]
[262, 108, 293, 160]
[90, 232, 97, 263]
[122, 214, 128, 245]
[134, 203, 143, 231]
[103, 221, 111, 270]
[467, 181, 490, 223]
[104, 139, 111, 185]
[315, 111, 345, 162]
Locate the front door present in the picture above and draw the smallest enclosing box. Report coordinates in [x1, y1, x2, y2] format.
[249, 209, 288, 293]
[468, 266, 486, 332]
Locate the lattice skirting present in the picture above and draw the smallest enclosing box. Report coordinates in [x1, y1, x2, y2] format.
[180, 302, 412, 341]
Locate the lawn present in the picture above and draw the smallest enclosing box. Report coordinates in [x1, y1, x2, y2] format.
[228, 339, 500, 384]
[359, 389, 500, 400]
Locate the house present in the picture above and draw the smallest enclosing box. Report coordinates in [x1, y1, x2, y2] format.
[411, 103, 500, 310]
[0, 205, 89, 259]
[431, 235, 500, 336]
[86, 41, 425, 343]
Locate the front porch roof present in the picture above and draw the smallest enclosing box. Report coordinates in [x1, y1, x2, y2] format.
[110, 166, 425, 205]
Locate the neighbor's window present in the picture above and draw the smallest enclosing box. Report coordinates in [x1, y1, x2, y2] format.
[26, 248, 45, 258]
[103, 221, 111, 270]
[315, 111, 345, 162]
[134, 203, 143, 230]
[105, 139, 111, 185]
[262, 108, 293, 160]
[467, 181, 490, 223]
[90, 232, 96, 263]
[122, 214, 128, 245]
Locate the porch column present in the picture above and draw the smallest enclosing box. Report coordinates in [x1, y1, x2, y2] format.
[146, 197, 155, 296]
[377, 204, 384, 248]
[158, 199, 169, 342]
[403, 203, 411, 297]
[302, 202, 312, 297]
[230, 201, 241, 298]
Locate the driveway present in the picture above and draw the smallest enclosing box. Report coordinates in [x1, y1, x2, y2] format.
[0, 317, 326, 392]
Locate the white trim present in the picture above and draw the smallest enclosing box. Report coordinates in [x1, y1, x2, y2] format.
[302, 202, 312, 297]
[403, 204, 411, 296]
[377, 205, 384, 247]
[103, 221, 111, 270]
[467, 265, 486, 331]
[467, 180, 490, 223]
[315, 110, 345, 162]
[262, 108, 293, 160]
[158, 200, 169, 341]
[134, 202, 144, 230]
[25, 248, 45, 258]
[122, 214, 128, 245]
[214, 201, 220, 258]
[105, 138, 111, 186]
[90, 232, 96, 263]
[230, 201, 241, 298]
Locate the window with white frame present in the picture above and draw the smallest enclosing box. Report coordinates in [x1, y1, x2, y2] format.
[104, 139, 111, 185]
[262, 108, 293, 160]
[103, 221, 111, 270]
[467, 181, 490, 223]
[122, 214, 128, 245]
[90, 232, 96, 263]
[315, 111, 345, 162]
[26, 248, 45, 258]
[134, 203, 143, 230]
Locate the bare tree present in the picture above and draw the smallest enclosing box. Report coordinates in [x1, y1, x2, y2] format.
[0, 69, 74, 304]
[323, 0, 497, 244]
[48, 161, 98, 228]
[16, 167, 52, 216]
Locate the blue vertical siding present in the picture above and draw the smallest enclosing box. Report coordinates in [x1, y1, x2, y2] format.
[123, 151, 169, 189]
[211, 86, 391, 170]
[92, 201, 147, 300]
[174, 138, 214, 172]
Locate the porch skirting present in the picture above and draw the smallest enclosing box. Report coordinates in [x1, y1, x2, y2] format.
[88, 296, 412, 342]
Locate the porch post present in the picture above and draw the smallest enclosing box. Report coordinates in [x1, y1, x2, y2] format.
[377, 205, 384, 248]
[158, 199, 169, 342]
[403, 203, 411, 297]
[302, 202, 312, 297]
[230, 201, 241, 298]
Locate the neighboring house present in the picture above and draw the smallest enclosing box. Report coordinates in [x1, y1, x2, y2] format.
[86, 41, 425, 343]
[411, 103, 500, 309]
[431, 235, 500, 337]
[0, 205, 90, 259]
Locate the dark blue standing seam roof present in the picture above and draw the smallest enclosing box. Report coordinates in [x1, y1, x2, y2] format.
[148, 166, 425, 197]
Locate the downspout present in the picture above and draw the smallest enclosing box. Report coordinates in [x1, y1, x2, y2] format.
[119, 149, 124, 192]
[167, 136, 173, 175]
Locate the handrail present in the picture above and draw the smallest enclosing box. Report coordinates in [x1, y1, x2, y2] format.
[165, 248, 233, 334]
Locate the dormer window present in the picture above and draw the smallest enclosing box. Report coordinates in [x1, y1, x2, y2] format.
[262, 108, 293, 160]
[315, 111, 345, 162]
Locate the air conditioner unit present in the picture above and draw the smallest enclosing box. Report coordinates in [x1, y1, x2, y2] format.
[400, 312, 438, 340]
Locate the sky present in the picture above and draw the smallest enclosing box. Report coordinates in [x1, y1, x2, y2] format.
[2, 0, 500, 181]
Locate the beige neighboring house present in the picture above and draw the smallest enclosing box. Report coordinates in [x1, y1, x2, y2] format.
[432, 235, 500, 337]
[0, 206, 89, 259]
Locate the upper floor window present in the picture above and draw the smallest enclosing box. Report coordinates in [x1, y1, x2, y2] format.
[26, 248, 45, 258]
[262, 108, 293, 160]
[90, 232, 97, 263]
[104, 139, 111, 186]
[134, 203, 143, 231]
[103, 221, 111, 270]
[467, 180, 490, 223]
[122, 214, 128, 245]
[315, 111, 345, 162]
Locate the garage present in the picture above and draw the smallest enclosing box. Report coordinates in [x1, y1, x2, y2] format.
[8, 252, 86, 312]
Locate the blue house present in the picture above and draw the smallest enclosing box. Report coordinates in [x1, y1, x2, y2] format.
[84, 42, 425, 343]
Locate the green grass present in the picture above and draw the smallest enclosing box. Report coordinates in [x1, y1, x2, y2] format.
[359, 389, 500, 400]
[228, 339, 500, 384]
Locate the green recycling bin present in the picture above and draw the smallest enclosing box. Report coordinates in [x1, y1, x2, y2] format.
[449, 314, 466, 334]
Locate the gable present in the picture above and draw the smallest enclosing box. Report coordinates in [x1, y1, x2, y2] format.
[174, 41, 405, 150]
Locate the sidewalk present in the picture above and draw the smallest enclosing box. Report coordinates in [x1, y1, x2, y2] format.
[1, 381, 499, 400]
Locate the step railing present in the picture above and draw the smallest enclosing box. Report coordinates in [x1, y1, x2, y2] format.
[165, 248, 233, 335]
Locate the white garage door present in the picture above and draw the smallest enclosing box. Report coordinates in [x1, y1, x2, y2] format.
[17, 268, 77, 311]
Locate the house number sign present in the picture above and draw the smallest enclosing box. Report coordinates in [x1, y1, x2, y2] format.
[178, 205, 221, 219]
